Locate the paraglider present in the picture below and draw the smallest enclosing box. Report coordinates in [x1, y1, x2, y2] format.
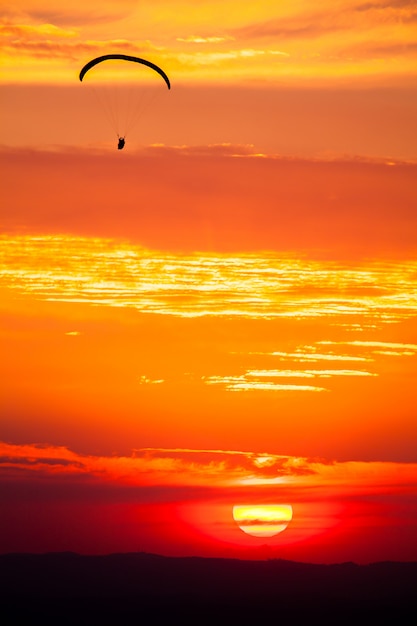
[79, 54, 171, 148]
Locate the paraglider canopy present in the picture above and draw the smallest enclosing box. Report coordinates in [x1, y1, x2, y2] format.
[79, 54, 171, 89]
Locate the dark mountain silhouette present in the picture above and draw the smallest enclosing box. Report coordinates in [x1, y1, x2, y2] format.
[1, 552, 416, 625]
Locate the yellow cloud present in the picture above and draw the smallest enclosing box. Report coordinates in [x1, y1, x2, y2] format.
[0, 23, 78, 39]
[1, 236, 416, 326]
[176, 35, 230, 44]
[204, 375, 327, 392]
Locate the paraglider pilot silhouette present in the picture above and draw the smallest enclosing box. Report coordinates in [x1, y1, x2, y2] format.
[79, 54, 171, 150]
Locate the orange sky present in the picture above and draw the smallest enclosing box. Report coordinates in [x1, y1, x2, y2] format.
[1, 1, 417, 562]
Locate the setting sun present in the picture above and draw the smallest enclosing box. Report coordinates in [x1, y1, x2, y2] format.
[233, 505, 293, 538]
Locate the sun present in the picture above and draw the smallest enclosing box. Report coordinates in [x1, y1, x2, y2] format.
[233, 504, 293, 538]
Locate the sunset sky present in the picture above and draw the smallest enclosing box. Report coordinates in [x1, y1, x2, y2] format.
[1, 1, 417, 564]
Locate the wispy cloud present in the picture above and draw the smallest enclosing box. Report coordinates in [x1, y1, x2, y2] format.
[0, 23, 78, 39]
[0, 21, 162, 62]
[318, 340, 417, 357]
[320, 340, 417, 350]
[214, 336, 417, 392]
[268, 350, 373, 363]
[2, 441, 416, 497]
[176, 48, 289, 68]
[246, 368, 375, 377]
[232, 12, 343, 42]
[203, 375, 327, 393]
[232, 1, 417, 42]
[0, 441, 316, 489]
[202, 364, 376, 393]
[138, 375, 165, 384]
[1, 236, 416, 324]
[176, 35, 231, 44]
[2, 1, 139, 27]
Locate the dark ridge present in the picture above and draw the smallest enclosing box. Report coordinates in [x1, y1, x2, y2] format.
[1, 552, 416, 625]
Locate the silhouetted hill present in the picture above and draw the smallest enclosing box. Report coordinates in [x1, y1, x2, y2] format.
[1, 552, 416, 625]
